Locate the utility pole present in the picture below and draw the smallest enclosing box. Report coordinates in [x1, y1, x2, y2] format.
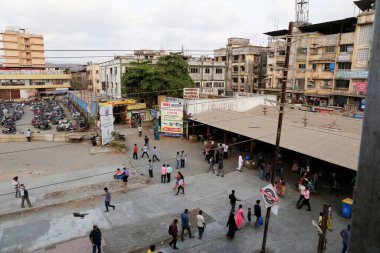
[261, 21, 293, 253]
[349, 2, 380, 253]
[317, 203, 328, 253]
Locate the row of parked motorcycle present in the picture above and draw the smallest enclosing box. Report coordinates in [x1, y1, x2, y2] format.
[0, 102, 24, 134]
[62, 98, 89, 130]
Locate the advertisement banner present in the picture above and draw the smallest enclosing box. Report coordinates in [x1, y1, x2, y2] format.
[160, 102, 183, 137]
[355, 82, 367, 92]
[99, 105, 114, 145]
[183, 88, 200, 99]
[260, 184, 280, 216]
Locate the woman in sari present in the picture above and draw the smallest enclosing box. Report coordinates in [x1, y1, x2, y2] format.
[226, 212, 238, 240]
[235, 205, 245, 229]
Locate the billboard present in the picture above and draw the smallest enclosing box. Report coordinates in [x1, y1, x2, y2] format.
[183, 88, 200, 99]
[99, 105, 114, 145]
[355, 82, 367, 93]
[160, 102, 183, 137]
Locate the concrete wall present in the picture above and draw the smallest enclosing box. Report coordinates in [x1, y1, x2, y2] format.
[166, 94, 275, 115]
[0, 133, 66, 142]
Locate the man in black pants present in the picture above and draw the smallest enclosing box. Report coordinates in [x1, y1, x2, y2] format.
[169, 219, 179, 250]
[89, 224, 102, 253]
[229, 190, 240, 213]
[104, 187, 115, 212]
[176, 177, 185, 195]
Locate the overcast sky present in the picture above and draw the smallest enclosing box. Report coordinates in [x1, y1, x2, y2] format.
[0, 0, 359, 64]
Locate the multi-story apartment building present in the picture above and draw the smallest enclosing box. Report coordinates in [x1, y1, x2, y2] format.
[0, 27, 71, 99]
[187, 57, 225, 96]
[86, 62, 100, 93]
[262, 0, 374, 109]
[214, 38, 265, 93]
[99, 50, 165, 98]
[0, 27, 45, 67]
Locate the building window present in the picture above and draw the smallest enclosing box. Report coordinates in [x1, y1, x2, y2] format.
[96, 70, 99, 74]
[233, 55, 239, 62]
[356, 49, 369, 61]
[222, 56, 226, 61]
[359, 24, 373, 44]
[312, 64, 317, 70]
[338, 62, 352, 70]
[298, 64, 306, 69]
[215, 68, 223, 74]
[324, 46, 335, 53]
[324, 63, 332, 71]
[241, 55, 245, 61]
[340, 44, 354, 53]
[205, 68, 210, 74]
[321, 80, 332, 88]
[241, 78, 245, 84]
[213, 82, 224, 88]
[336, 80, 350, 89]
[190, 68, 199, 74]
[232, 78, 238, 83]
[240, 66, 245, 72]
[298, 48, 307, 54]
[278, 50, 286, 56]
[204, 82, 212, 88]
[194, 82, 201, 88]
[233, 66, 238, 73]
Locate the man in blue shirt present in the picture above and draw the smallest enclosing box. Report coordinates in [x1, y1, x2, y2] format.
[104, 187, 115, 212]
[180, 209, 194, 241]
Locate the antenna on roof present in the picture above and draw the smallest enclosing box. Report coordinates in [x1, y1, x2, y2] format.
[295, 0, 309, 23]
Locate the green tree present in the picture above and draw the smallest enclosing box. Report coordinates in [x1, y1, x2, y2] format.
[121, 54, 194, 99]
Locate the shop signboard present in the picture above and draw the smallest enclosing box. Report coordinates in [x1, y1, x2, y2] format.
[99, 104, 114, 145]
[355, 82, 367, 92]
[337, 70, 368, 79]
[160, 102, 183, 137]
[183, 88, 200, 99]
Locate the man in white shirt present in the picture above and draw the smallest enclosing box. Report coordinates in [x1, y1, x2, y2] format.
[25, 129, 32, 142]
[197, 210, 206, 239]
[222, 144, 228, 159]
[237, 154, 243, 172]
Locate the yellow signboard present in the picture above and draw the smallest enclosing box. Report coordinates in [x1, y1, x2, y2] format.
[99, 99, 136, 106]
[127, 103, 147, 110]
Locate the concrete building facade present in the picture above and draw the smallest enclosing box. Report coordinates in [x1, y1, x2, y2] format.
[0, 27, 45, 67]
[0, 27, 71, 100]
[187, 57, 225, 96]
[86, 62, 100, 93]
[262, 0, 374, 110]
[214, 38, 264, 93]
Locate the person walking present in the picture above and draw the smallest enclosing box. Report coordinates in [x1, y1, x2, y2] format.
[235, 205, 245, 229]
[89, 224, 102, 253]
[138, 125, 142, 137]
[237, 154, 243, 172]
[180, 209, 194, 241]
[141, 144, 149, 158]
[216, 159, 224, 177]
[161, 164, 167, 183]
[152, 146, 160, 162]
[166, 164, 173, 183]
[180, 150, 187, 168]
[168, 219, 179, 250]
[122, 172, 128, 193]
[144, 135, 150, 149]
[12, 176, 20, 198]
[197, 210, 206, 239]
[176, 152, 181, 169]
[133, 144, 138, 160]
[226, 212, 238, 240]
[229, 190, 240, 213]
[25, 129, 32, 142]
[176, 176, 185, 195]
[254, 200, 262, 228]
[208, 156, 215, 173]
[247, 207, 252, 225]
[340, 224, 350, 253]
[103, 187, 115, 212]
[297, 186, 311, 211]
[147, 160, 153, 178]
[222, 143, 228, 159]
[20, 184, 33, 208]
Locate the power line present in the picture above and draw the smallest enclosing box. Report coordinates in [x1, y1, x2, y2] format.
[0, 49, 215, 52]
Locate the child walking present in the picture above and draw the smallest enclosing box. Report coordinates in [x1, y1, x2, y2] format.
[247, 207, 252, 225]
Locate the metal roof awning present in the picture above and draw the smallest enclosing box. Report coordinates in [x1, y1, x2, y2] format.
[191, 108, 361, 171]
[298, 17, 357, 34]
[263, 29, 289, 37]
[354, 0, 375, 11]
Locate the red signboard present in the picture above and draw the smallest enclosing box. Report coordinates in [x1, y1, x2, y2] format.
[356, 82, 367, 92]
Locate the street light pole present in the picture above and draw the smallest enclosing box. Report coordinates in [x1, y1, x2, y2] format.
[261, 21, 294, 253]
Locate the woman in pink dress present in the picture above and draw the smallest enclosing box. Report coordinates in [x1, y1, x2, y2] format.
[235, 205, 245, 229]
